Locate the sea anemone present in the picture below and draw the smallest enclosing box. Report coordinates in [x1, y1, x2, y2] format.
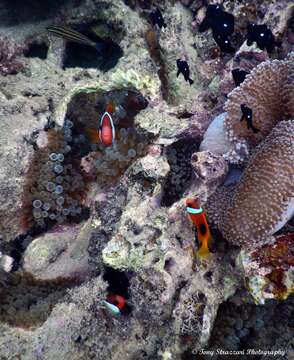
[21, 127, 89, 231]
[223, 55, 294, 162]
[219, 120, 294, 249]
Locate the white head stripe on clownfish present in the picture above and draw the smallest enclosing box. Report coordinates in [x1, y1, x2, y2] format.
[100, 111, 115, 137]
[186, 206, 203, 214]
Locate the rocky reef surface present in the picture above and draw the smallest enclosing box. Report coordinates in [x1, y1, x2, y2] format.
[0, 0, 293, 359]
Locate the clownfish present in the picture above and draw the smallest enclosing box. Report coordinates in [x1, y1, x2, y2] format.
[87, 101, 116, 146]
[106, 294, 126, 310]
[101, 294, 126, 315]
[186, 198, 213, 258]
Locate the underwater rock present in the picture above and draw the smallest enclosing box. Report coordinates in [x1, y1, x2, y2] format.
[158, 3, 201, 105]
[0, 98, 46, 244]
[23, 223, 91, 281]
[0, 36, 26, 75]
[191, 150, 229, 185]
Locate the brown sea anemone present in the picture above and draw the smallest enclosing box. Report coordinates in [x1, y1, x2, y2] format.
[223, 55, 294, 162]
[211, 120, 294, 250]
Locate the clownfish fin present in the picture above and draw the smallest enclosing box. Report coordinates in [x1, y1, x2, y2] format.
[86, 128, 100, 143]
[197, 243, 211, 258]
[106, 100, 115, 114]
[197, 235, 212, 259]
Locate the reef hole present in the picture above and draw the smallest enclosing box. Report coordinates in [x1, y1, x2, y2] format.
[65, 88, 150, 187]
[63, 22, 124, 71]
[103, 266, 132, 315]
[24, 40, 49, 59]
[164, 257, 177, 275]
[161, 138, 199, 207]
[145, 28, 170, 102]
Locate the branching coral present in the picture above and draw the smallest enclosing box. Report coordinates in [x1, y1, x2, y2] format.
[220, 120, 294, 249]
[224, 56, 294, 162]
[0, 36, 26, 76]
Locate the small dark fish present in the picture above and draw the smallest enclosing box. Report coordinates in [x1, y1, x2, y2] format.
[240, 104, 260, 134]
[47, 25, 106, 54]
[232, 68, 249, 87]
[213, 32, 235, 53]
[176, 59, 194, 85]
[150, 8, 167, 29]
[199, 4, 235, 53]
[247, 24, 276, 53]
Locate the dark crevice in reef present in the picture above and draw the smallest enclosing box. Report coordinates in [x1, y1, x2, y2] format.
[145, 28, 170, 102]
[103, 266, 132, 315]
[0, 272, 78, 329]
[161, 138, 199, 207]
[24, 41, 49, 59]
[62, 22, 124, 71]
[8, 227, 49, 271]
[103, 266, 131, 299]
[0, 0, 70, 26]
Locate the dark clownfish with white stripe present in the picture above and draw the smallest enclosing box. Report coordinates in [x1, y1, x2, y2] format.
[186, 198, 213, 258]
[87, 101, 116, 147]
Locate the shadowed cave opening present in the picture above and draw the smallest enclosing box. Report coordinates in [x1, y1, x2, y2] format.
[24, 41, 49, 59]
[103, 266, 132, 315]
[63, 22, 124, 71]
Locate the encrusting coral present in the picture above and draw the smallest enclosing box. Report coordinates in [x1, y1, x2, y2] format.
[0, 36, 26, 76]
[223, 55, 294, 162]
[218, 120, 294, 250]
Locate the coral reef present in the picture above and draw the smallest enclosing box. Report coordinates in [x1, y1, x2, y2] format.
[240, 233, 294, 304]
[0, 0, 293, 359]
[0, 36, 26, 75]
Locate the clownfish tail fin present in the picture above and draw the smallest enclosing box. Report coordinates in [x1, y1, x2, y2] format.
[197, 235, 212, 259]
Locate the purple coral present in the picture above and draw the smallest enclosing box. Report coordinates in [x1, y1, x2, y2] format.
[0, 36, 26, 76]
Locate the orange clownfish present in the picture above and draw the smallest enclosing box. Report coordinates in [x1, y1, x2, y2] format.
[106, 294, 126, 310]
[186, 198, 213, 258]
[87, 101, 116, 146]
